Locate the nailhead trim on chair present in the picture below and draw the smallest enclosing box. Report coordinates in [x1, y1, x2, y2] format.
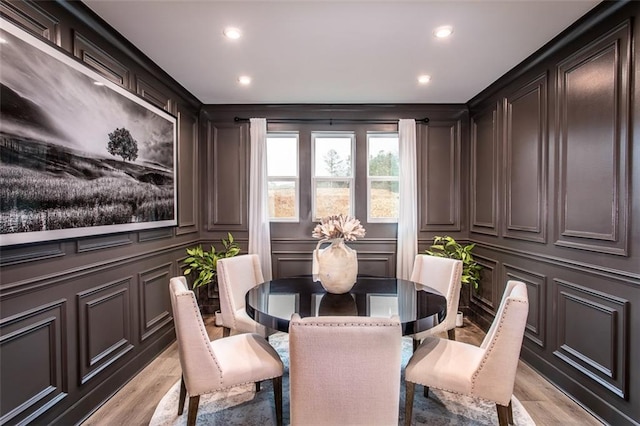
[445, 263, 463, 317]
[471, 298, 527, 393]
[217, 265, 238, 330]
[179, 292, 224, 392]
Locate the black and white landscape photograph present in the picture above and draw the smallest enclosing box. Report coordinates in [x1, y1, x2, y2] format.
[0, 18, 177, 246]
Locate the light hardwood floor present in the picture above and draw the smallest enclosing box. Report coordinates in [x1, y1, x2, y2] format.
[82, 317, 603, 425]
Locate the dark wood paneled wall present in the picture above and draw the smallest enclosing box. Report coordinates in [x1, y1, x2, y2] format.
[467, 2, 639, 424]
[0, 1, 201, 424]
[199, 104, 469, 284]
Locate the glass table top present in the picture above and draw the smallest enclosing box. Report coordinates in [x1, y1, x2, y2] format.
[245, 275, 447, 336]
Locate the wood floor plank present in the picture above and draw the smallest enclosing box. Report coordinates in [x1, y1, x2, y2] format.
[82, 317, 602, 425]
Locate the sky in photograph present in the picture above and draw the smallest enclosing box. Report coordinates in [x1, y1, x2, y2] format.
[0, 22, 174, 168]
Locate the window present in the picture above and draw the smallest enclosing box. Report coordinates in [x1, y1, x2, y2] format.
[312, 132, 354, 219]
[367, 133, 399, 222]
[266, 133, 299, 221]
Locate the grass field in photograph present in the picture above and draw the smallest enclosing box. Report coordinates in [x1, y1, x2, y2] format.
[0, 137, 174, 234]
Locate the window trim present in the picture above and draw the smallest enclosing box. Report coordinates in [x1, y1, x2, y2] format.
[311, 131, 355, 220]
[267, 132, 299, 222]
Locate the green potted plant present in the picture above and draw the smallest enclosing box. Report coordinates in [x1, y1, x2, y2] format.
[425, 236, 482, 326]
[183, 233, 240, 315]
[425, 235, 482, 290]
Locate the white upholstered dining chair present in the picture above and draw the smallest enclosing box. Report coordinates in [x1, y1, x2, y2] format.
[288, 314, 402, 426]
[217, 254, 275, 338]
[404, 280, 529, 426]
[169, 276, 284, 426]
[410, 254, 463, 350]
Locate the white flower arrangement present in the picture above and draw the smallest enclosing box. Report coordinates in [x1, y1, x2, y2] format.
[312, 214, 366, 242]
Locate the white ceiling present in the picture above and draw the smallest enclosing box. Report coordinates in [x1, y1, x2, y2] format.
[83, 0, 600, 105]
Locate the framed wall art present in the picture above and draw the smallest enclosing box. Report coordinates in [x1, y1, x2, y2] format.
[0, 17, 178, 246]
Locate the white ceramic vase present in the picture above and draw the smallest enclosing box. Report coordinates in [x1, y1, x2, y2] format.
[312, 238, 358, 294]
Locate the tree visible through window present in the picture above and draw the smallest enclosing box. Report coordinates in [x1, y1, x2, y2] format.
[323, 149, 351, 176]
[313, 133, 354, 219]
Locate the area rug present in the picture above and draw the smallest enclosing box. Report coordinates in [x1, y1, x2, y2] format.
[150, 333, 536, 425]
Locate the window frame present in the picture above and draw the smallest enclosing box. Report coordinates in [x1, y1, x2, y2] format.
[266, 132, 300, 222]
[366, 132, 399, 223]
[311, 131, 355, 220]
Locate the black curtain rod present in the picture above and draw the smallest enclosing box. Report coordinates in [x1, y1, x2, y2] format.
[234, 117, 429, 125]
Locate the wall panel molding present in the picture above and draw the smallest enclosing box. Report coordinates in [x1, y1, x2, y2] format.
[553, 279, 629, 398]
[555, 21, 630, 256]
[270, 238, 398, 278]
[0, 242, 191, 299]
[77, 278, 133, 385]
[503, 263, 547, 348]
[0, 0, 60, 44]
[272, 251, 395, 279]
[176, 107, 199, 235]
[76, 234, 133, 253]
[138, 228, 173, 242]
[138, 263, 173, 342]
[470, 254, 498, 314]
[72, 31, 130, 87]
[0, 242, 65, 266]
[470, 104, 499, 235]
[0, 299, 67, 425]
[357, 254, 396, 277]
[135, 76, 175, 114]
[420, 120, 461, 231]
[469, 240, 639, 285]
[503, 73, 548, 243]
[273, 256, 313, 279]
[205, 121, 248, 231]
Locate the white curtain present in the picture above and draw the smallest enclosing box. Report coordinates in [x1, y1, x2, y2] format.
[396, 119, 418, 280]
[248, 118, 273, 281]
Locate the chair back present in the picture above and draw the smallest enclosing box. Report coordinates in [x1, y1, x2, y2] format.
[474, 280, 529, 404]
[410, 255, 462, 330]
[169, 277, 223, 394]
[289, 314, 402, 426]
[217, 254, 264, 330]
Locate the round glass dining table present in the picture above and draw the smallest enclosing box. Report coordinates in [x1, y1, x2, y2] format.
[245, 275, 447, 336]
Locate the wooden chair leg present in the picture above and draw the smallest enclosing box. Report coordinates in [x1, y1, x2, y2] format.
[404, 381, 415, 426]
[496, 403, 510, 426]
[507, 399, 514, 424]
[187, 395, 200, 426]
[178, 375, 187, 415]
[255, 381, 261, 392]
[447, 328, 456, 340]
[273, 376, 283, 426]
[412, 338, 420, 352]
[222, 327, 231, 337]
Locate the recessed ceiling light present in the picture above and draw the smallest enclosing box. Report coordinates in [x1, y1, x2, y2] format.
[433, 26, 453, 39]
[93, 81, 105, 86]
[417, 75, 431, 84]
[238, 75, 251, 85]
[0, 37, 7, 44]
[223, 27, 242, 40]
